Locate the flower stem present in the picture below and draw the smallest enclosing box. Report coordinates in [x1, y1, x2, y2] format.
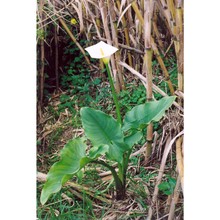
[104, 63, 122, 124]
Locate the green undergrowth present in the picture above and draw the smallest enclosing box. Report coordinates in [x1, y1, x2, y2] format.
[37, 183, 100, 219]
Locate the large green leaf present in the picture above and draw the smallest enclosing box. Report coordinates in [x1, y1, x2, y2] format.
[122, 96, 176, 132]
[40, 138, 91, 205]
[80, 107, 129, 163]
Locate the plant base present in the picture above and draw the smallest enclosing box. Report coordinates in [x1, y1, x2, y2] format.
[116, 187, 126, 200]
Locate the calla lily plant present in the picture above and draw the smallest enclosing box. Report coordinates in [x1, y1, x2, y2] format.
[40, 41, 176, 205]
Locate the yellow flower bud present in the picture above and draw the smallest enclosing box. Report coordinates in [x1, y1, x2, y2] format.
[70, 18, 77, 25]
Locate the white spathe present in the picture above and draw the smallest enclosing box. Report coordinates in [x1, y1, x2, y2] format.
[85, 41, 118, 59]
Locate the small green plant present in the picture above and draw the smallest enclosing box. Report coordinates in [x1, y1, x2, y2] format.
[158, 176, 176, 195]
[40, 96, 175, 205]
[58, 94, 76, 114]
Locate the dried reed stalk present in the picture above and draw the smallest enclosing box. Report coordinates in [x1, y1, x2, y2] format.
[70, 1, 84, 35]
[99, 0, 120, 93]
[94, 36, 144, 54]
[94, 3, 105, 70]
[108, 0, 125, 90]
[176, 136, 184, 194]
[61, 193, 74, 205]
[116, 0, 133, 67]
[127, 2, 135, 31]
[131, 1, 144, 25]
[175, 1, 184, 104]
[133, 1, 143, 70]
[168, 175, 181, 220]
[143, 0, 154, 163]
[83, 1, 104, 70]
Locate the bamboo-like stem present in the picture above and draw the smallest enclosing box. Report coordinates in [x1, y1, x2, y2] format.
[99, 0, 120, 93]
[116, 0, 133, 67]
[176, 136, 184, 194]
[132, 1, 154, 162]
[105, 63, 122, 124]
[144, 49, 153, 164]
[131, 1, 177, 162]
[108, 0, 125, 91]
[78, 1, 85, 35]
[58, 17, 91, 66]
[143, 0, 154, 164]
[175, 2, 184, 104]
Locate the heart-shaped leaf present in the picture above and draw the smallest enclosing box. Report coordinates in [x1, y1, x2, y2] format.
[122, 96, 176, 132]
[40, 138, 91, 205]
[80, 107, 129, 163]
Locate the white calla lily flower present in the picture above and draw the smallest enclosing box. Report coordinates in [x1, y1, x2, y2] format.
[85, 41, 118, 64]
